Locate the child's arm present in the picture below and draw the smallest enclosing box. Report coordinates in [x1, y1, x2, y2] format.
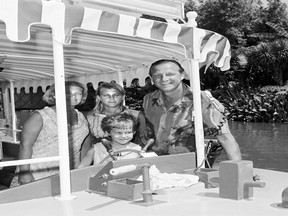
[77, 147, 95, 168]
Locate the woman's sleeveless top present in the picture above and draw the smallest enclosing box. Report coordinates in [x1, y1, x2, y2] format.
[10, 106, 89, 187]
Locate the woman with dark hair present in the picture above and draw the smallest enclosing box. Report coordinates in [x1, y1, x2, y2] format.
[10, 81, 91, 187]
[87, 82, 141, 144]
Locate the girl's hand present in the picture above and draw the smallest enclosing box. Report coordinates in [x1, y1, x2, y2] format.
[18, 172, 34, 185]
[168, 145, 190, 154]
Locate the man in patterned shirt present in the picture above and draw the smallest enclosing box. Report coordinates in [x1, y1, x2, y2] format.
[139, 59, 241, 161]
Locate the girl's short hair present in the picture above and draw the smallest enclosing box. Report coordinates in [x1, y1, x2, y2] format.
[42, 81, 87, 105]
[101, 112, 137, 134]
[88, 82, 126, 115]
[97, 82, 125, 96]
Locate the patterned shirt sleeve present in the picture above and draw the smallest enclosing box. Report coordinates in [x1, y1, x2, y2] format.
[201, 90, 230, 134]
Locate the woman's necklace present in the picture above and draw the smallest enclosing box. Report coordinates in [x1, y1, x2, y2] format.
[101, 106, 123, 116]
[95, 114, 105, 137]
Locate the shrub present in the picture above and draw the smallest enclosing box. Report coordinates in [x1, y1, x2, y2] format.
[213, 85, 288, 123]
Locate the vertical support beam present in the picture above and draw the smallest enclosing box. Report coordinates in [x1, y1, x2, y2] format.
[188, 59, 205, 167]
[2, 84, 10, 136]
[186, 11, 205, 167]
[52, 39, 75, 200]
[9, 81, 17, 143]
[117, 69, 125, 106]
[117, 69, 123, 87]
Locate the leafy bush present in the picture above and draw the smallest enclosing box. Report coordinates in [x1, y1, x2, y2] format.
[213, 85, 288, 123]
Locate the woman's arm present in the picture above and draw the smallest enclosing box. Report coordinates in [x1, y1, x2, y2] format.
[80, 133, 93, 160]
[18, 112, 43, 185]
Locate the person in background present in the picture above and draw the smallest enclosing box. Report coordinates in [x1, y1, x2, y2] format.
[78, 112, 141, 166]
[97, 81, 104, 88]
[139, 59, 241, 163]
[123, 79, 127, 88]
[87, 82, 140, 144]
[143, 76, 158, 93]
[10, 81, 91, 187]
[144, 76, 152, 87]
[75, 82, 96, 112]
[127, 78, 144, 101]
[130, 78, 140, 88]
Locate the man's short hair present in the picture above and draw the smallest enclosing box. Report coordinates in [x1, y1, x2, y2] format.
[149, 59, 185, 76]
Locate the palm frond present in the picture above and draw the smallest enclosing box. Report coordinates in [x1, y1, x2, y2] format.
[248, 33, 281, 39]
[266, 22, 288, 38]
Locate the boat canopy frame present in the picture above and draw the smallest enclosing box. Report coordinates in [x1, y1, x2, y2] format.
[0, 0, 231, 200]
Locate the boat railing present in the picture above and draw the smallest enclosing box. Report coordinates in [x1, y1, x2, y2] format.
[0, 128, 22, 132]
[0, 156, 60, 168]
[0, 128, 21, 144]
[0, 125, 57, 172]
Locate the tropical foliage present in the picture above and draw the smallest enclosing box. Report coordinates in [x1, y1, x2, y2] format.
[235, 39, 288, 86]
[211, 83, 288, 123]
[195, 0, 260, 48]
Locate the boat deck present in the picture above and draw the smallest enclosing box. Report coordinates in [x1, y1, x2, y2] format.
[0, 168, 287, 216]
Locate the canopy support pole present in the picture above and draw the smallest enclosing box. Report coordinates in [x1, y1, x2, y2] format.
[117, 69, 123, 87]
[52, 39, 75, 200]
[186, 11, 205, 168]
[117, 69, 126, 106]
[188, 59, 205, 168]
[9, 80, 17, 143]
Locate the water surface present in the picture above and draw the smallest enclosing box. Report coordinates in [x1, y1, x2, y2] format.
[218, 121, 288, 172]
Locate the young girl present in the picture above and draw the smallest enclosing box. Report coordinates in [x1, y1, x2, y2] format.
[78, 112, 141, 167]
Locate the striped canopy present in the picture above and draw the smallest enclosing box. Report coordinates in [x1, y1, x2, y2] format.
[0, 0, 231, 93]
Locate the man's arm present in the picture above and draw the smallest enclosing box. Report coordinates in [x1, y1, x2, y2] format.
[216, 131, 242, 160]
[201, 90, 241, 160]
